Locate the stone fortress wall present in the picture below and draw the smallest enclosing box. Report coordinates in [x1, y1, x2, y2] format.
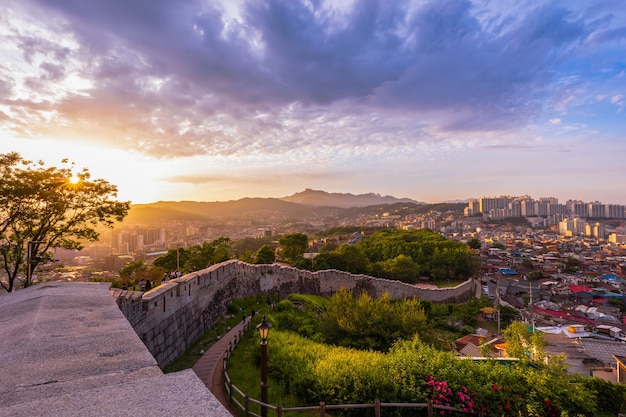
[113, 260, 475, 367]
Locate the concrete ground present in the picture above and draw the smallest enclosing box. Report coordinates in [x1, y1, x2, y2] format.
[0, 281, 232, 417]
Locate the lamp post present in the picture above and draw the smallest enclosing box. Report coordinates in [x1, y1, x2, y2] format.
[256, 315, 271, 417]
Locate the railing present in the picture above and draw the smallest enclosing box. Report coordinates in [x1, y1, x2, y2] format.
[221, 325, 480, 417]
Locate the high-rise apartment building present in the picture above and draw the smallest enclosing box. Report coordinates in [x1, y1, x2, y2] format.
[479, 196, 513, 213]
[605, 204, 626, 219]
[468, 196, 623, 220]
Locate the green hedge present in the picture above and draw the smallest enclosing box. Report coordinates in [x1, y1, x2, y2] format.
[267, 331, 625, 417]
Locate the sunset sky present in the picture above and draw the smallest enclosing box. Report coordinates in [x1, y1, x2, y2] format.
[2, 0, 625, 205]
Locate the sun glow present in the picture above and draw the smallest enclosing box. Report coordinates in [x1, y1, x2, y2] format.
[69, 174, 80, 184]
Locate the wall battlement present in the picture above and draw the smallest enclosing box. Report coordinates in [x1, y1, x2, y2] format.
[113, 260, 475, 367]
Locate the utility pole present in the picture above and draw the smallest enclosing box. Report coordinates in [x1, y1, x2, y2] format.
[529, 282, 535, 331]
[496, 279, 501, 335]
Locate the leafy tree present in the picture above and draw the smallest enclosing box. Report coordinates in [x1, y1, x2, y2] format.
[231, 236, 274, 255]
[278, 233, 308, 263]
[153, 247, 186, 272]
[521, 257, 534, 269]
[564, 256, 581, 273]
[114, 260, 164, 289]
[318, 240, 338, 253]
[313, 244, 370, 274]
[153, 237, 232, 273]
[321, 288, 427, 351]
[503, 321, 545, 362]
[498, 305, 520, 326]
[357, 228, 476, 282]
[184, 245, 211, 272]
[377, 254, 419, 283]
[450, 297, 490, 327]
[237, 250, 255, 263]
[119, 260, 147, 280]
[467, 238, 481, 249]
[333, 244, 370, 274]
[254, 244, 276, 264]
[0, 153, 130, 292]
[209, 237, 232, 264]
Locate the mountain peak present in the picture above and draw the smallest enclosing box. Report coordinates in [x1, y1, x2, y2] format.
[280, 189, 424, 208]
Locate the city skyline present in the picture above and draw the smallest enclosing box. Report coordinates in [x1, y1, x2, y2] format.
[2, 1, 626, 205]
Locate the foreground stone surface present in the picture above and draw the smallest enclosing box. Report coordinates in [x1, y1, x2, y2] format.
[0, 282, 232, 417]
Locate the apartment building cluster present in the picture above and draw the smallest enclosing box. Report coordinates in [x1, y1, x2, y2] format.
[465, 195, 626, 220]
[465, 196, 626, 241]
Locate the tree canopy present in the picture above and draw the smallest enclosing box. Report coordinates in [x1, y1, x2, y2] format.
[153, 237, 232, 273]
[278, 233, 308, 263]
[311, 228, 477, 283]
[254, 244, 276, 264]
[0, 153, 130, 292]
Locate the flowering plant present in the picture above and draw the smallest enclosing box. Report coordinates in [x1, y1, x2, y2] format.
[480, 383, 560, 417]
[425, 375, 476, 415]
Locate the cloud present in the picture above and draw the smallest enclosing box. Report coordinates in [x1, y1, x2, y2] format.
[1, 0, 624, 164]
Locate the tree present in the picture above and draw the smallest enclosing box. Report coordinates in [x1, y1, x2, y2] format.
[377, 254, 419, 283]
[564, 256, 581, 273]
[333, 244, 370, 274]
[503, 321, 545, 362]
[521, 258, 534, 269]
[356, 228, 476, 282]
[153, 237, 232, 273]
[0, 153, 130, 292]
[254, 244, 276, 264]
[119, 260, 147, 280]
[153, 247, 186, 272]
[318, 240, 338, 253]
[278, 233, 308, 263]
[314, 244, 370, 274]
[467, 238, 481, 250]
[498, 305, 520, 326]
[237, 250, 255, 263]
[321, 288, 427, 351]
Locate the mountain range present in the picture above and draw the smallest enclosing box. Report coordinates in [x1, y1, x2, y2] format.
[121, 189, 456, 225]
[279, 188, 424, 208]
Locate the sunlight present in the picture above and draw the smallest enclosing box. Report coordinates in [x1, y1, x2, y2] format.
[69, 174, 80, 184]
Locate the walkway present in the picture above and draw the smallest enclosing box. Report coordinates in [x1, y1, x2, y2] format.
[1, 282, 231, 417]
[193, 316, 253, 416]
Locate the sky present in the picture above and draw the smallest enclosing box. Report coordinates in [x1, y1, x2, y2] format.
[1, 0, 625, 205]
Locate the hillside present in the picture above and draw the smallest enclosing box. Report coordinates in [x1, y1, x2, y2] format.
[119, 191, 453, 226]
[122, 198, 316, 224]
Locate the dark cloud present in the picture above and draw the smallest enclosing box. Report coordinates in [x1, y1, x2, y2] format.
[239, 0, 411, 103]
[373, 2, 592, 129]
[2, 0, 623, 159]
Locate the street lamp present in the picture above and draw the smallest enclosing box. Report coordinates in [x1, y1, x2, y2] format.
[256, 315, 271, 417]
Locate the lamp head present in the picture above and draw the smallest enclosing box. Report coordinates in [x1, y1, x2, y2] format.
[256, 315, 271, 342]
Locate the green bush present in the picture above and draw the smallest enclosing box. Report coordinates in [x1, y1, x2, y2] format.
[263, 332, 606, 416]
[227, 293, 626, 417]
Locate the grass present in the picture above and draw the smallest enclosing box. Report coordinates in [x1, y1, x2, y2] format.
[225, 328, 318, 417]
[161, 295, 273, 371]
[163, 295, 276, 373]
[163, 312, 243, 373]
